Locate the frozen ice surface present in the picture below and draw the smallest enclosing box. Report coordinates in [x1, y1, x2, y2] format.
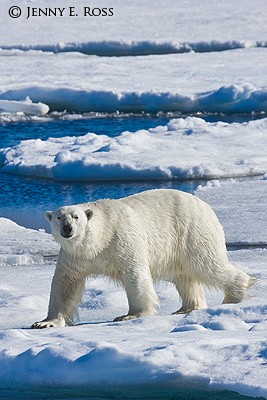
[1, 0, 267, 114]
[0, 181, 266, 397]
[0, 0, 267, 397]
[0, 117, 266, 181]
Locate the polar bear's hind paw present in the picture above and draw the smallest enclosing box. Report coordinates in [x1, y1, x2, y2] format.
[113, 314, 139, 322]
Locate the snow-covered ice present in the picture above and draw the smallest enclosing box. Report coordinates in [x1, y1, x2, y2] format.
[0, 180, 266, 397]
[0, 98, 49, 115]
[1, 0, 267, 46]
[1, 48, 267, 114]
[1, 0, 267, 397]
[0, 117, 266, 181]
[1, 0, 267, 114]
[196, 179, 267, 245]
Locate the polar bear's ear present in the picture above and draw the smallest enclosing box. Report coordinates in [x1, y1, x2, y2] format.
[45, 211, 53, 222]
[85, 209, 93, 220]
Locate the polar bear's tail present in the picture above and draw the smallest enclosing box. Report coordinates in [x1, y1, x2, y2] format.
[222, 268, 258, 304]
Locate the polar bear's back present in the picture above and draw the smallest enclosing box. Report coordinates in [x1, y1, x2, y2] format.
[120, 189, 220, 231]
[87, 189, 224, 242]
[89, 189, 227, 280]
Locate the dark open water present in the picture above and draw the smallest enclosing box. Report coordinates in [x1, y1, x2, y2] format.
[0, 386, 264, 400]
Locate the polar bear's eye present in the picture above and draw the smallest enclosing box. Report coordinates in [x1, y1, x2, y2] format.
[73, 215, 79, 220]
[56, 216, 61, 221]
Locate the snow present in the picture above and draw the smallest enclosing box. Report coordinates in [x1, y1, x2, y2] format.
[1, 0, 267, 45]
[1, 5, 267, 116]
[1, 117, 267, 181]
[196, 179, 267, 245]
[1, 0, 267, 397]
[0, 98, 49, 115]
[1, 1, 267, 115]
[0, 217, 58, 267]
[0, 180, 266, 397]
[2, 40, 267, 57]
[1, 49, 267, 114]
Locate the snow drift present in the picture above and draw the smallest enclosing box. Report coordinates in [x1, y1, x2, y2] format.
[2, 39, 267, 57]
[0, 84, 267, 114]
[0, 117, 266, 181]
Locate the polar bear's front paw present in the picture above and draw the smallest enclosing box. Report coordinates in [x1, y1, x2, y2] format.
[31, 318, 65, 329]
[113, 314, 139, 322]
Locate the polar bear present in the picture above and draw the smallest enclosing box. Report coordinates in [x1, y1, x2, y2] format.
[32, 189, 256, 328]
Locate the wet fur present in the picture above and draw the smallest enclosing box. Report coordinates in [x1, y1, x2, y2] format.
[32, 189, 257, 328]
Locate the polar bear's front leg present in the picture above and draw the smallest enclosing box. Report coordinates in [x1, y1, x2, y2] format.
[31, 267, 86, 329]
[31, 315, 65, 329]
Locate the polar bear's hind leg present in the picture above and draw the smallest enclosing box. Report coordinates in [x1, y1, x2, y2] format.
[173, 276, 207, 314]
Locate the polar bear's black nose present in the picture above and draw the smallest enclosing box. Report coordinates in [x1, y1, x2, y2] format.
[61, 224, 73, 238]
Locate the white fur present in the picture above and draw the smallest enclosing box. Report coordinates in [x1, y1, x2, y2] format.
[31, 189, 256, 328]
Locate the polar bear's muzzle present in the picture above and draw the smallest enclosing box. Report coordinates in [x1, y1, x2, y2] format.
[61, 223, 73, 239]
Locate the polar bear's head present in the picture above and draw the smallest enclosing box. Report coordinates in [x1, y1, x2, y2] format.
[45, 205, 93, 243]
